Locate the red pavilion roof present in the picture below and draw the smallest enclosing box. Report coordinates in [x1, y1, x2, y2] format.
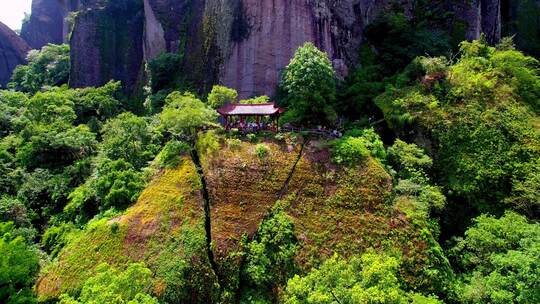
[217, 103, 285, 116]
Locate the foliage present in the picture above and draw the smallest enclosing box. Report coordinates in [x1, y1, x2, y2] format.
[0, 222, 39, 304]
[283, 252, 441, 304]
[154, 140, 190, 169]
[10, 44, 70, 93]
[160, 91, 218, 140]
[450, 212, 540, 303]
[254, 143, 270, 159]
[387, 139, 432, 182]
[280, 42, 337, 125]
[58, 263, 158, 304]
[207, 85, 238, 109]
[339, 3, 453, 120]
[94, 159, 145, 211]
[0, 195, 32, 227]
[0, 91, 27, 136]
[332, 128, 386, 166]
[100, 112, 161, 169]
[332, 136, 370, 166]
[70, 81, 122, 127]
[343, 128, 387, 161]
[244, 209, 297, 286]
[240, 95, 270, 104]
[376, 38, 540, 213]
[42, 222, 78, 259]
[196, 130, 221, 157]
[147, 53, 183, 94]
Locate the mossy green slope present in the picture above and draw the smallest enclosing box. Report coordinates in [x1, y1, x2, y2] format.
[36, 157, 218, 302]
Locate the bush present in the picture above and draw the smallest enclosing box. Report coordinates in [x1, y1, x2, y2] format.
[9, 44, 70, 93]
[283, 252, 442, 304]
[59, 263, 158, 304]
[196, 130, 221, 157]
[450, 212, 540, 303]
[155, 140, 190, 169]
[254, 144, 270, 159]
[226, 138, 242, 150]
[241, 209, 297, 302]
[100, 112, 161, 170]
[0, 222, 39, 304]
[147, 53, 183, 93]
[332, 137, 370, 166]
[94, 159, 145, 211]
[207, 85, 238, 109]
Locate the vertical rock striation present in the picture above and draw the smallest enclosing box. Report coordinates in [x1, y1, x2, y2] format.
[0, 22, 30, 88]
[69, 0, 144, 93]
[21, 0, 81, 49]
[26, 0, 530, 98]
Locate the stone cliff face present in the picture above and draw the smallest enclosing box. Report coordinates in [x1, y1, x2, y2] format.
[24, 0, 521, 98]
[69, 0, 144, 93]
[21, 0, 80, 49]
[0, 22, 30, 88]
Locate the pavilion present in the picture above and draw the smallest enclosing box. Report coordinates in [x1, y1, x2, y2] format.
[217, 102, 286, 132]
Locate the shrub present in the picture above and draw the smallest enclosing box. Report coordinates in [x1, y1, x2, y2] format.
[207, 85, 238, 109]
[450, 212, 540, 303]
[226, 138, 242, 150]
[9, 44, 70, 93]
[42, 222, 78, 258]
[255, 144, 270, 159]
[196, 130, 221, 157]
[283, 252, 442, 304]
[0, 222, 39, 304]
[155, 140, 190, 169]
[332, 137, 370, 166]
[58, 263, 158, 304]
[247, 133, 257, 143]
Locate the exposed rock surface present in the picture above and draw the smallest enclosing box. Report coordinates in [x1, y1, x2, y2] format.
[69, 0, 144, 93]
[0, 22, 30, 88]
[26, 0, 527, 98]
[21, 0, 80, 49]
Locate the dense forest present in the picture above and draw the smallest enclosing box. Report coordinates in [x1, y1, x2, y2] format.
[1, 1, 539, 304]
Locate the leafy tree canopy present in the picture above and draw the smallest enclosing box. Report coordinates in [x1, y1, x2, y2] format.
[376, 38, 540, 213]
[0, 221, 39, 304]
[284, 252, 442, 304]
[59, 263, 158, 304]
[9, 44, 70, 93]
[207, 85, 238, 109]
[160, 91, 218, 141]
[450, 212, 540, 303]
[280, 42, 337, 126]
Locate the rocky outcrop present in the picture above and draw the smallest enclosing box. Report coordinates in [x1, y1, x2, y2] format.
[0, 22, 30, 88]
[21, 0, 80, 49]
[64, 0, 514, 97]
[69, 0, 144, 93]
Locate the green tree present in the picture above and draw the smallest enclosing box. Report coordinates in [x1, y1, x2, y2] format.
[94, 159, 145, 211]
[280, 42, 337, 125]
[283, 252, 441, 304]
[0, 91, 27, 136]
[240, 208, 297, 303]
[59, 263, 158, 304]
[450, 212, 540, 303]
[100, 112, 161, 169]
[160, 91, 218, 142]
[207, 85, 238, 109]
[0, 222, 39, 304]
[9, 44, 70, 93]
[375, 38, 540, 214]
